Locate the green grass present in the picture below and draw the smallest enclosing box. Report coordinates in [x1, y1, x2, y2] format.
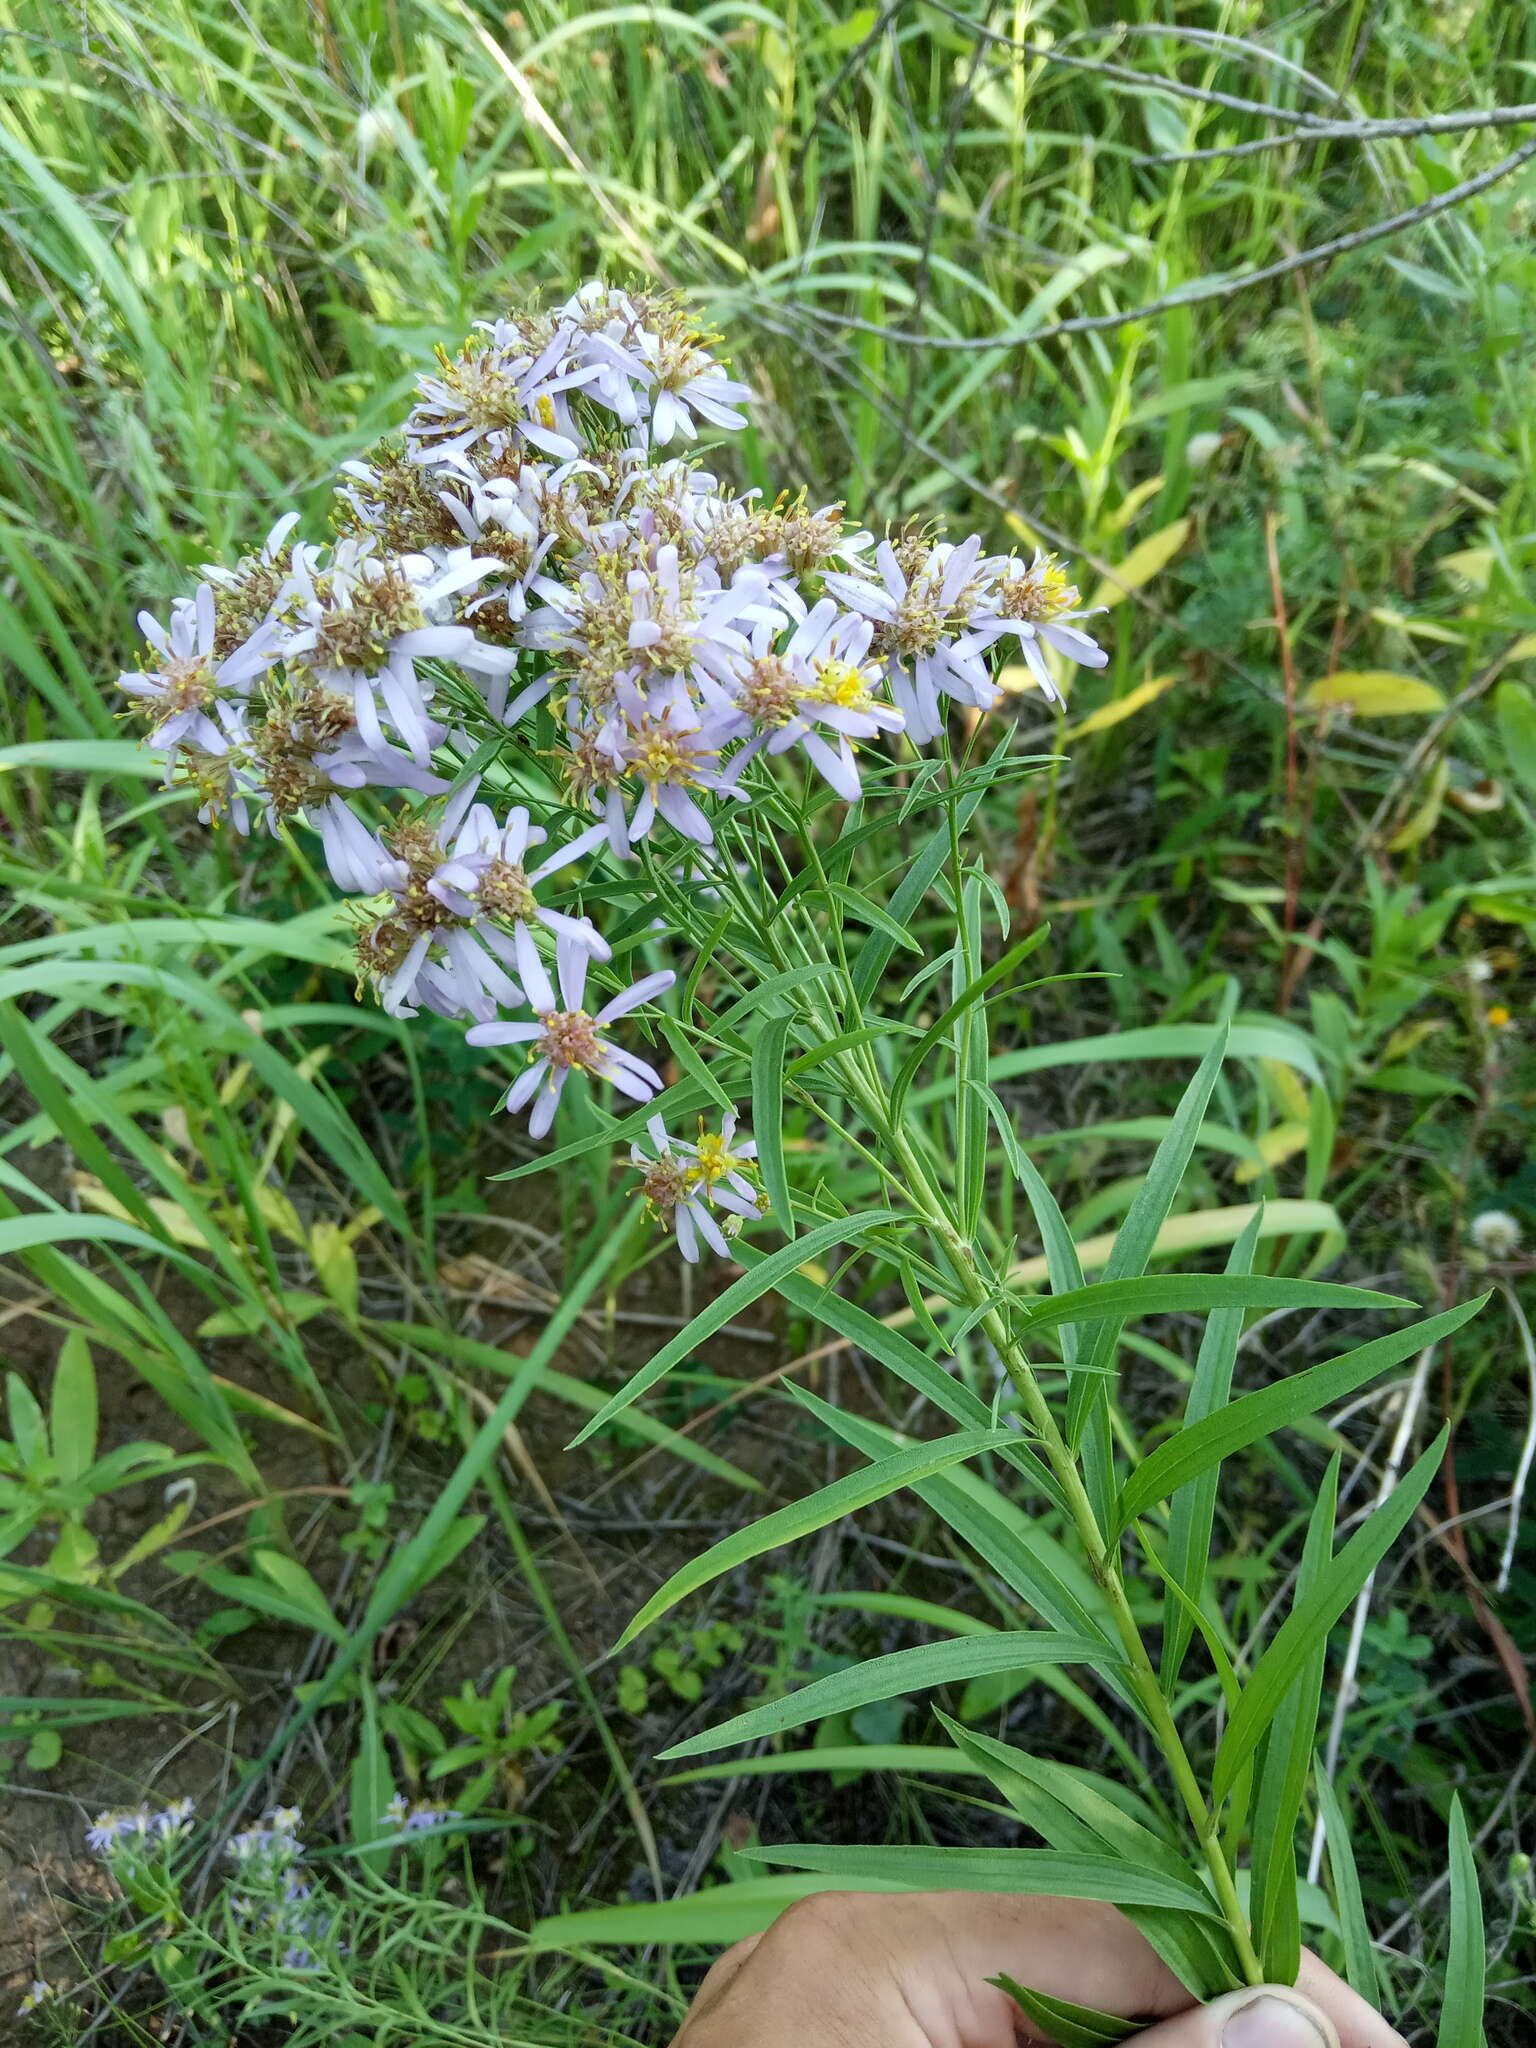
[5, 2, 1536, 2040]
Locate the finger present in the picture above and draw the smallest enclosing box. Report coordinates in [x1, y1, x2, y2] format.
[1126, 1984, 1342, 2048]
[1295, 1953, 1409, 2048]
[675, 1934, 763, 2038]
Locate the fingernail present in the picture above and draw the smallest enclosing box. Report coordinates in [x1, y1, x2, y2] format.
[1222, 1993, 1329, 2048]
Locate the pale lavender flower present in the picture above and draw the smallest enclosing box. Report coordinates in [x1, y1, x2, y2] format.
[466, 939, 673, 1140]
[434, 802, 611, 980]
[119, 584, 281, 749]
[405, 322, 597, 468]
[282, 539, 505, 764]
[86, 1808, 152, 1855]
[970, 549, 1107, 702]
[596, 685, 744, 850]
[824, 535, 997, 743]
[631, 1111, 762, 1262]
[18, 1980, 57, 2014]
[713, 598, 903, 801]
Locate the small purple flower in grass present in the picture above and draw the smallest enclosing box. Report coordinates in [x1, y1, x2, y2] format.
[19, 1980, 57, 2014]
[86, 1808, 152, 1855]
[467, 940, 674, 1140]
[118, 584, 281, 750]
[381, 1794, 463, 1833]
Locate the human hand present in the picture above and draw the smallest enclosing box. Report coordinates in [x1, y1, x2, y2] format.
[670, 1891, 1407, 2048]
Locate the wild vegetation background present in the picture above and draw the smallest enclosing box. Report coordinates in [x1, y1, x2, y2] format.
[3, 1, 1536, 2040]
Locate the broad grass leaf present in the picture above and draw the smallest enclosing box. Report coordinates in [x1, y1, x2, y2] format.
[1438, 1795, 1486, 2048]
[49, 1331, 97, 1487]
[658, 1630, 1116, 1759]
[1063, 673, 1177, 739]
[567, 1208, 910, 1447]
[1115, 1298, 1484, 1533]
[615, 1427, 1015, 1647]
[1213, 1430, 1448, 1801]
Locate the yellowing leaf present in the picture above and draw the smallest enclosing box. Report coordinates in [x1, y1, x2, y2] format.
[1234, 1122, 1310, 1185]
[310, 1219, 359, 1323]
[1003, 511, 1042, 550]
[1063, 673, 1176, 740]
[68, 1174, 204, 1247]
[1389, 758, 1449, 850]
[1439, 546, 1494, 590]
[1260, 1057, 1310, 1124]
[1088, 518, 1191, 610]
[1304, 670, 1444, 716]
[1506, 633, 1536, 663]
[1106, 474, 1166, 533]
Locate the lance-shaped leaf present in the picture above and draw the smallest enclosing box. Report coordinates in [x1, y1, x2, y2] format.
[990, 1975, 1136, 2048]
[1116, 1299, 1485, 1535]
[1250, 1458, 1339, 1982]
[788, 1386, 1119, 1661]
[659, 1631, 1117, 1760]
[1017, 1272, 1406, 1341]
[1438, 1795, 1486, 2048]
[1161, 1213, 1261, 1688]
[1067, 1033, 1230, 1520]
[1315, 1766, 1379, 2007]
[750, 1012, 794, 1226]
[746, 1842, 1226, 1918]
[1213, 1430, 1448, 1801]
[615, 1428, 1016, 1647]
[569, 1207, 910, 1446]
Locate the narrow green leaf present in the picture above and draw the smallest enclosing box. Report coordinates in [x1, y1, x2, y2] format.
[850, 777, 992, 1003]
[659, 1631, 1116, 1760]
[1020, 1272, 1405, 1341]
[751, 1013, 794, 1228]
[1117, 1301, 1483, 1534]
[616, 1427, 1015, 1648]
[989, 1975, 1136, 2048]
[350, 1679, 396, 1876]
[1251, 1458, 1339, 1982]
[891, 926, 1051, 1119]
[1067, 1035, 1229, 1504]
[569, 1208, 910, 1447]
[1439, 1795, 1487, 2048]
[1162, 1213, 1261, 1687]
[529, 1875, 910, 1951]
[787, 1386, 1116, 1658]
[1315, 1767, 1379, 2007]
[1214, 1431, 1448, 1800]
[746, 1842, 1226, 1917]
[50, 1331, 97, 1488]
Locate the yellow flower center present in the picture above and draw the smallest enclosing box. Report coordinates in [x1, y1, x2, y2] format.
[805, 657, 877, 712]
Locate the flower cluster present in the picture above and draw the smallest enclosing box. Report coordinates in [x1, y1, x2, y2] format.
[118, 283, 1105, 1249]
[85, 1798, 195, 1856]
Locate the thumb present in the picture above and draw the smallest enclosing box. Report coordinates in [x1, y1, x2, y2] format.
[1126, 1984, 1340, 2048]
